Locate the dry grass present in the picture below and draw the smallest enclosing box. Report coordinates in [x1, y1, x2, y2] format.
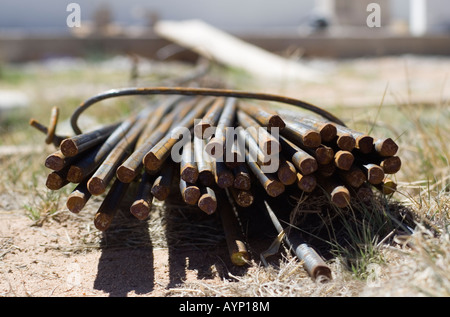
[0, 55, 449, 297]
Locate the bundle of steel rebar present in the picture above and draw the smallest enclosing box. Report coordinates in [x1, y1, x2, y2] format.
[32, 85, 401, 279]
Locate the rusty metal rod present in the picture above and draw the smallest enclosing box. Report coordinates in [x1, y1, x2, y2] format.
[359, 163, 385, 185]
[237, 110, 281, 155]
[197, 186, 218, 215]
[46, 167, 70, 190]
[232, 163, 252, 191]
[60, 122, 120, 157]
[70, 87, 346, 136]
[245, 151, 285, 198]
[193, 136, 215, 187]
[296, 173, 317, 193]
[373, 137, 399, 157]
[179, 179, 201, 206]
[93, 178, 130, 231]
[337, 166, 367, 188]
[317, 176, 351, 208]
[334, 150, 355, 171]
[219, 190, 250, 266]
[263, 200, 332, 281]
[224, 132, 244, 169]
[213, 160, 234, 189]
[279, 136, 318, 176]
[281, 118, 322, 149]
[29, 118, 67, 147]
[151, 162, 174, 201]
[194, 97, 225, 139]
[236, 126, 271, 167]
[66, 177, 92, 214]
[229, 187, 254, 207]
[143, 97, 211, 172]
[180, 139, 199, 184]
[130, 172, 155, 220]
[45, 149, 76, 172]
[277, 155, 297, 186]
[380, 156, 402, 174]
[205, 97, 237, 158]
[275, 110, 337, 143]
[87, 108, 152, 195]
[239, 102, 286, 130]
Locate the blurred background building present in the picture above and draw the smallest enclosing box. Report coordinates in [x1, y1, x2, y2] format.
[0, 0, 449, 61]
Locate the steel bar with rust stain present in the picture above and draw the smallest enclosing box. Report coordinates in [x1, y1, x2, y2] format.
[279, 136, 318, 176]
[60, 122, 120, 157]
[373, 137, 398, 157]
[143, 97, 211, 172]
[46, 166, 70, 190]
[236, 126, 271, 167]
[130, 172, 155, 220]
[229, 187, 254, 207]
[379, 156, 402, 174]
[334, 150, 354, 171]
[219, 190, 250, 266]
[317, 175, 351, 208]
[329, 123, 373, 154]
[45, 149, 76, 172]
[239, 102, 286, 130]
[116, 108, 178, 183]
[296, 173, 317, 193]
[263, 200, 332, 281]
[232, 163, 252, 191]
[179, 179, 201, 205]
[281, 118, 322, 149]
[205, 97, 237, 158]
[87, 108, 153, 195]
[277, 155, 297, 186]
[194, 97, 225, 139]
[94, 178, 130, 231]
[193, 136, 215, 187]
[213, 160, 234, 189]
[197, 186, 217, 214]
[337, 166, 367, 188]
[245, 151, 285, 198]
[237, 110, 281, 155]
[180, 139, 198, 184]
[276, 110, 337, 143]
[66, 178, 92, 214]
[224, 133, 244, 169]
[151, 162, 174, 201]
[360, 163, 385, 185]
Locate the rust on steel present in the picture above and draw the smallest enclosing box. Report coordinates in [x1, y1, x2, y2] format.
[179, 179, 201, 206]
[180, 140, 198, 184]
[151, 162, 174, 201]
[229, 187, 254, 208]
[197, 186, 218, 214]
[116, 107, 178, 183]
[380, 156, 402, 174]
[237, 110, 280, 155]
[60, 122, 120, 157]
[245, 151, 285, 198]
[361, 163, 385, 185]
[334, 150, 354, 171]
[317, 176, 351, 208]
[236, 126, 271, 167]
[239, 102, 286, 130]
[218, 191, 250, 266]
[213, 160, 234, 189]
[373, 137, 398, 157]
[66, 178, 92, 214]
[194, 97, 225, 139]
[193, 136, 215, 187]
[263, 200, 332, 281]
[338, 166, 367, 188]
[45, 149, 75, 172]
[205, 97, 237, 158]
[88, 107, 153, 195]
[94, 179, 130, 231]
[279, 136, 318, 176]
[282, 118, 322, 149]
[232, 164, 252, 191]
[130, 172, 154, 220]
[143, 97, 212, 172]
[277, 156, 297, 186]
[330, 123, 373, 154]
[317, 162, 336, 177]
[296, 173, 317, 193]
[46, 168, 70, 190]
[70, 87, 346, 136]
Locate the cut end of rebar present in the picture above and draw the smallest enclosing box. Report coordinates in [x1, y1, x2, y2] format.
[337, 134, 356, 151]
[198, 171, 215, 187]
[375, 138, 398, 157]
[330, 186, 351, 208]
[45, 155, 64, 172]
[367, 165, 385, 184]
[88, 177, 107, 196]
[46, 173, 67, 190]
[356, 135, 374, 154]
[319, 123, 337, 142]
[198, 195, 217, 214]
[315, 146, 334, 165]
[130, 200, 151, 220]
[265, 180, 285, 197]
[182, 186, 201, 205]
[297, 174, 317, 193]
[216, 172, 234, 189]
[116, 165, 137, 183]
[181, 166, 199, 184]
[67, 166, 84, 183]
[268, 115, 286, 130]
[303, 130, 322, 148]
[334, 150, 354, 171]
[66, 194, 87, 214]
[298, 157, 318, 175]
[143, 152, 163, 172]
[94, 212, 113, 231]
[233, 176, 251, 191]
[381, 156, 402, 174]
[60, 139, 78, 157]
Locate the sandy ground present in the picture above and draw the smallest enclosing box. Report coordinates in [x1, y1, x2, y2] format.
[1, 55, 449, 298]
